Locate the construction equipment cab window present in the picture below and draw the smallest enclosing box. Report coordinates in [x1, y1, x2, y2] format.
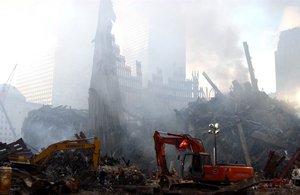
[183, 153, 204, 179]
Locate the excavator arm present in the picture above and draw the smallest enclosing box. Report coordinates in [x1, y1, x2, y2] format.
[31, 137, 101, 171]
[153, 130, 206, 176]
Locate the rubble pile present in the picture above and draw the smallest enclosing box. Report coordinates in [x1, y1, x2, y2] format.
[10, 168, 82, 194]
[22, 105, 88, 150]
[99, 155, 146, 185]
[44, 150, 95, 181]
[177, 85, 300, 171]
[0, 132, 147, 194]
[0, 138, 33, 163]
[0, 142, 95, 194]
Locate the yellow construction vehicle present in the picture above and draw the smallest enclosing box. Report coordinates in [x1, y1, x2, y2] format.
[8, 137, 101, 172]
[31, 137, 101, 171]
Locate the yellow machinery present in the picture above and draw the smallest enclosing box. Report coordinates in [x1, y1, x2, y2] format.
[31, 137, 101, 171]
[8, 137, 101, 172]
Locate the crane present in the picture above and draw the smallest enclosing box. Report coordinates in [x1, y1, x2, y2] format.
[1, 64, 17, 102]
[0, 64, 18, 139]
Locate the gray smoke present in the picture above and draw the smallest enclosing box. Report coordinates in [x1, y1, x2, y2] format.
[112, 0, 300, 93]
[7, 0, 300, 172]
[113, 0, 250, 91]
[185, 1, 248, 90]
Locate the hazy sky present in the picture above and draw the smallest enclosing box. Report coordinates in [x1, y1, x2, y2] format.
[0, 0, 300, 94]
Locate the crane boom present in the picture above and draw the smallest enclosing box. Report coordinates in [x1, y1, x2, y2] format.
[0, 64, 18, 139]
[0, 100, 17, 139]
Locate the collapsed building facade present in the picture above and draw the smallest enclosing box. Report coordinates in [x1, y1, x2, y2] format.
[87, 0, 209, 155]
[117, 59, 207, 118]
[88, 0, 123, 155]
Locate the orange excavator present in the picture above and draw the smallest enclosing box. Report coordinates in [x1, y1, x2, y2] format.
[153, 130, 254, 189]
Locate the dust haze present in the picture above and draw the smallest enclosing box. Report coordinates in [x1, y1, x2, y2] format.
[1, 0, 300, 166]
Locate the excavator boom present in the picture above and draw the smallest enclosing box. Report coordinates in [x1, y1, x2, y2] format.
[154, 130, 206, 175]
[31, 137, 101, 171]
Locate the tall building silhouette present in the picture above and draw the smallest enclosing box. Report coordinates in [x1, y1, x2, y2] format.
[275, 27, 300, 98]
[16, 1, 99, 109]
[16, 48, 55, 105]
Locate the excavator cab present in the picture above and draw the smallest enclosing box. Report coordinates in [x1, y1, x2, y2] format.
[181, 153, 209, 179]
